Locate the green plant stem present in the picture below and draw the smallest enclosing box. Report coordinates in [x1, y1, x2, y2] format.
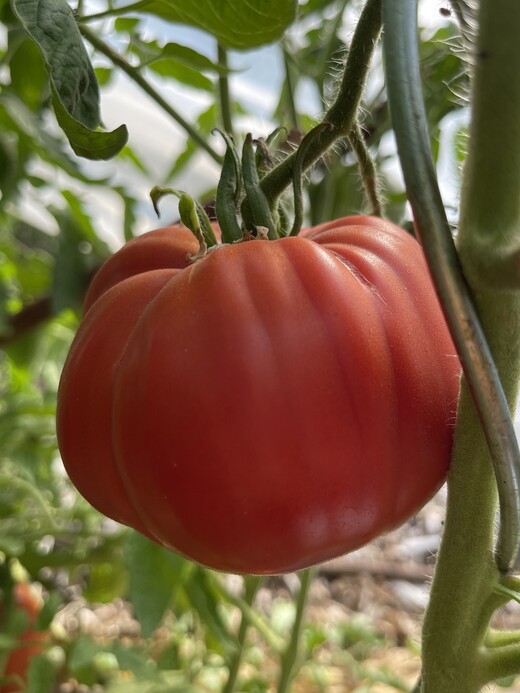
[479, 641, 520, 683]
[222, 576, 261, 693]
[316, 0, 350, 103]
[290, 123, 331, 236]
[282, 47, 299, 131]
[501, 575, 520, 592]
[79, 0, 154, 22]
[348, 122, 383, 216]
[383, 0, 520, 689]
[0, 474, 58, 531]
[277, 569, 313, 693]
[212, 580, 284, 653]
[78, 25, 223, 166]
[485, 629, 520, 649]
[217, 44, 234, 138]
[260, 0, 382, 206]
[383, 0, 520, 575]
[456, 2, 520, 290]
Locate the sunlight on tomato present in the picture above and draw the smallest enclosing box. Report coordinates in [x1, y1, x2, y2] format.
[57, 217, 461, 574]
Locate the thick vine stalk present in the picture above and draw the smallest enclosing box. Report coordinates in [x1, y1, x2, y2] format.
[260, 0, 382, 205]
[383, 0, 520, 576]
[384, 0, 520, 690]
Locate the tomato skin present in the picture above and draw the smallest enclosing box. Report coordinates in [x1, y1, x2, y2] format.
[57, 217, 461, 574]
[57, 269, 177, 536]
[84, 224, 220, 312]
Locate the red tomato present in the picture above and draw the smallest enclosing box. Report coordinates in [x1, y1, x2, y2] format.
[1, 584, 46, 693]
[1, 631, 47, 693]
[83, 223, 219, 312]
[57, 217, 461, 574]
[11, 583, 41, 626]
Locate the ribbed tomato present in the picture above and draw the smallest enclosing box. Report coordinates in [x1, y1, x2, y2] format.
[57, 216, 460, 574]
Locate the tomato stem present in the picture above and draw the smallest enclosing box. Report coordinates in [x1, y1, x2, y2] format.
[383, 0, 520, 574]
[217, 43, 235, 139]
[456, 2, 520, 289]
[348, 122, 384, 217]
[78, 25, 224, 166]
[78, 0, 152, 22]
[281, 46, 300, 132]
[222, 576, 262, 693]
[384, 0, 520, 689]
[260, 0, 382, 206]
[289, 123, 331, 236]
[277, 569, 313, 693]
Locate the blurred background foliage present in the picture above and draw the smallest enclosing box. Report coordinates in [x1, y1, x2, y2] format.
[0, 0, 469, 689]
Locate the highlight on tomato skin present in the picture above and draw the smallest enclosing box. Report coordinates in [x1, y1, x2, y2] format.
[56, 215, 462, 575]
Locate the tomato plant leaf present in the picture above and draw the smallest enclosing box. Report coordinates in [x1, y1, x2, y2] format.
[11, 0, 100, 129]
[51, 210, 93, 312]
[26, 653, 56, 693]
[136, 0, 297, 50]
[126, 533, 188, 638]
[155, 42, 233, 75]
[146, 58, 214, 92]
[8, 37, 48, 111]
[11, 0, 128, 159]
[183, 568, 236, 655]
[0, 93, 110, 182]
[51, 88, 128, 160]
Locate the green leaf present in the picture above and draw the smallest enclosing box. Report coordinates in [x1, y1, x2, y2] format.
[68, 634, 103, 686]
[26, 653, 56, 693]
[9, 37, 48, 111]
[0, 134, 20, 204]
[147, 59, 214, 92]
[156, 42, 232, 75]
[299, 0, 345, 16]
[0, 93, 110, 182]
[83, 559, 129, 603]
[52, 88, 128, 160]
[138, 0, 298, 50]
[114, 16, 141, 32]
[95, 66, 114, 87]
[51, 210, 91, 312]
[183, 568, 236, 654]
[126, 533, 188, 638]
[11, 0, 100, 129]
[60, 189, 111, 258]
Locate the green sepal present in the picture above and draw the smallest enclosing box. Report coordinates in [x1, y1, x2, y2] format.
[276, 201, 292, 237]
[254, 138, 274, 179]
[255, 128, 287, 179]
[214, 131, 243, 243]
[241, 133, 278, 239]
[150, 186, 217, 248]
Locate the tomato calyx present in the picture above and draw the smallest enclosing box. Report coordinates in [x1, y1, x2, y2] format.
[151, 124, 333, 258]
[215, 125, 334, 242]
